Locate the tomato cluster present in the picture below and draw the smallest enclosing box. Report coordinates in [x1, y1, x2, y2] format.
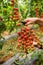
[9, 0, 19, 21]
[13, 8, 19, 20]
[35, 7, 43, 18]
[35, 7, 39, 17]
[9, 8, 19, 21]
[40, 13, 43, 18]
[17, 27, 39, 53]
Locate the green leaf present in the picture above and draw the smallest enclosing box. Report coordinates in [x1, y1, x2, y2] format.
[0, 0, 3, 3]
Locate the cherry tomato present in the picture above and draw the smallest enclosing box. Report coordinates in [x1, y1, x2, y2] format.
[30, 41, 33, 45]
[18, 40, 21, 43]
[17, 32, 21, 36]
[15, 18, 19, 20]
[40, 13, 43, 18]
[35, 8, 38, 12]
[18, 37, 21, 40]
[27, 43, 30, 46]
[23, 41, 26, 44]
[27, 40, 29, 43]
[21, 31, 24, 34]
[21, 28, 25, 31]
[41, 26, 43, 31]
[26, 30, 29, 33]
[18, 43, 21, 46]
[9, 12, 12, 15]
[21, 34, 24, 38]
[14, 15, 19, 18]
[14, 11, 19, 15]
[10, 3, 14, 6]
[10, 16, 13, 19]
[11, 0, 14, 3]
[24, 45, 26, 48]
[13, 8, 18, 11]
[17, 23, 21, 26]
[26, 27, 30, 31]
[24, 36, 28, 39]
[31, 30, 34, 33]
[29, 36, 33, 40]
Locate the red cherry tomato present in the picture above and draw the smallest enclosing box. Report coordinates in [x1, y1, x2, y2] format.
[21, 31, 25, 34]
[17, 32, 21, 36]
[26, 27, 30, 31]
[21, 28, 25, 31]
[27, 40, 29, 43]
[21, 34, 24, 38]
[29, 36, 33, 40]
[23, 41, 26, 44]
[24, 36, 28, 39]
[11, 0, 14, 3]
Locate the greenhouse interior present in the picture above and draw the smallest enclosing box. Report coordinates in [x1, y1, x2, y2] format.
[0, 0, 43, 65]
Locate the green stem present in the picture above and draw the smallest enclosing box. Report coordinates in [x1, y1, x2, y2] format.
[0, 32, 2, 39]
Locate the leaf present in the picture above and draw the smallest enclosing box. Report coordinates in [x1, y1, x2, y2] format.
[0, 43, 3, 49]
[0, 0, 3, 3]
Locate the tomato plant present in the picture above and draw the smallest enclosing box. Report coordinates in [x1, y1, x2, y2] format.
[30, 0, 43, 17]
[0, 0, 21, 39]
[0, 0, 43, 38]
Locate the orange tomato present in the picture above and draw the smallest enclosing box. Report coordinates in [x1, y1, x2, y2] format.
[18, 40, 21, 43]
[41, 26, 43, 31]
[9, 12, 12, 15]
[27, 43, 30, 46]
[35, 7, 38, 12]
[31, 30, 34, 32]
[23, 41, 26, 45]
[10, 16, 13, 19]
[18, 37, 21, 40]
[17, 23, 21, 26]
[18, 43, 21, 46]
[26, 27, 30, 31]
[14, 15, 19, 18]
[13, 16, 19, 20]
[29, 36, 33, 40]
[24, 45, 26, 48]
[40, 13, 43, 18]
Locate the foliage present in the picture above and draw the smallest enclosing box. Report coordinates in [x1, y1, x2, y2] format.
[0, 0, 43, 34]
[31, 50, 43, 65]
[18, 0, 31, 19]
[30, 0, 43, 17]
[0, 0, 20, 38]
